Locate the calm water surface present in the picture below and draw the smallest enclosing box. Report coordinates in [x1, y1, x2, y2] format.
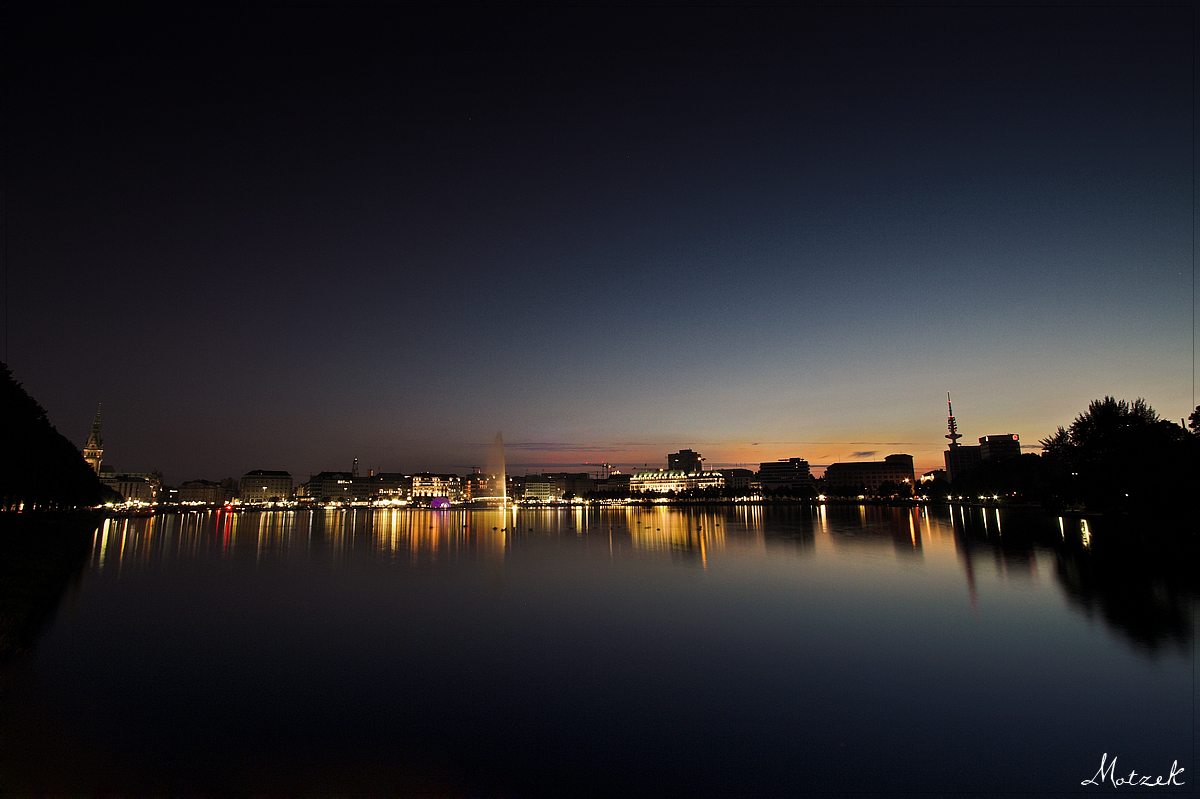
[3, 505, 1193, 795]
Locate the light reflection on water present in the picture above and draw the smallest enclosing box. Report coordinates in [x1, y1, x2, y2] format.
[94, 503, 1083, 572]
[85, 504, 1174, 654]
[9, 504, 1187, 795]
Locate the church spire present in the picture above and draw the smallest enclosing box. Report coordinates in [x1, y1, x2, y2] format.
[84, 404, 103, 474]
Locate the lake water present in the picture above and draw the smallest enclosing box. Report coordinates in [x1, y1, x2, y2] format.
[2, 505, 1193, 795]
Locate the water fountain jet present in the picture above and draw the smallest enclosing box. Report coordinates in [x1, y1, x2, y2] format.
[483, 431, 506, 509]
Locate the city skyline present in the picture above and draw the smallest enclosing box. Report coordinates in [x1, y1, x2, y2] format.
[71, 394, 1008, 484]
[6, 7, 1193, 485]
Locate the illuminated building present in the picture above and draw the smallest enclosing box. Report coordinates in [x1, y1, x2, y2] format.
[463, 470, 488, 500]
[411, 473, 462, 503]
[91, 417, 163, 499]
[296, 459, 381, 502]
[100, 468, 163, 503]
[368, 472, 412, 501]
[631, 470, 725, 494]
[102, 474, 158, 503]
[240, 470, 293, 502]
[523, 475, 562, 502]
[82, 405, 103, 474]
[823, 454, 915, 493]
[463, 470, 510, 502]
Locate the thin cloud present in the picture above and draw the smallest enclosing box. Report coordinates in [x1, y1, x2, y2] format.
[498, 442, 629, 452]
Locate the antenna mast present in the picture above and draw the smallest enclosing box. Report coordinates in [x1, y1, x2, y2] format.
[945, 392, 962, 448]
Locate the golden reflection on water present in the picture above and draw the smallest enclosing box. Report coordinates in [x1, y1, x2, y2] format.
[371, 508, 510, 563]
[622, 506, 727, 562]
[90, 508, 518, 571]
[88, 505, 1103, 586]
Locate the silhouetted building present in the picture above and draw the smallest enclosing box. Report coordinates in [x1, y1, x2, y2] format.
[943, 393, 981, 482]
[369, 472, 412, 502]
[593, 473, 632, 494]
[756, 459, 815, 492]
[719, 468, 754, 492]
[667, 449, 704, 473]
[942, 397, 1022, 481]
[823, 454, 915, 493]
[945, 446, 982, 483]
[507, 474, 526, 498]
[83, 405, 103, 474]
[299, 471, 356, 502]
[240, 470, 293, 502]
[979, 434, 1021, 461]
[541, 472, 595, 498]
[179, 479, 224, 504]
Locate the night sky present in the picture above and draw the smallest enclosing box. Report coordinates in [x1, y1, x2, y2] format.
[6, 7, 1193, 484]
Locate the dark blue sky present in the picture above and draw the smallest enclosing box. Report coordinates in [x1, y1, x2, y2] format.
[6, 7, 1193, 482]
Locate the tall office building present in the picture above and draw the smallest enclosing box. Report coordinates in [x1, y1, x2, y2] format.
[756, 458, 815, 492]
[979, 434, 1021, 461]
[667, 449, 704, 473]
[942, 396, 1021, 481]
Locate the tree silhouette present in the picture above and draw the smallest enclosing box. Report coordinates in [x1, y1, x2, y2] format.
[1, 362, 102, 510]
[1039, 396, 1194, 513]
[875, 480, 913, 499]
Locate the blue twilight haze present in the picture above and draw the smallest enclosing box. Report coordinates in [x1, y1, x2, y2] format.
[5, 7, 1192, 483]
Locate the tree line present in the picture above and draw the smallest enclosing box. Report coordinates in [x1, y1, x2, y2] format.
[930, 397, 1199, 516]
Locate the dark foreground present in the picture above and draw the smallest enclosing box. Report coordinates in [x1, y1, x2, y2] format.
[0, 506, 1193, 796]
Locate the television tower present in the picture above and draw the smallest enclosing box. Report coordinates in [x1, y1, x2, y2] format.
[945, 392, 962, 449]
